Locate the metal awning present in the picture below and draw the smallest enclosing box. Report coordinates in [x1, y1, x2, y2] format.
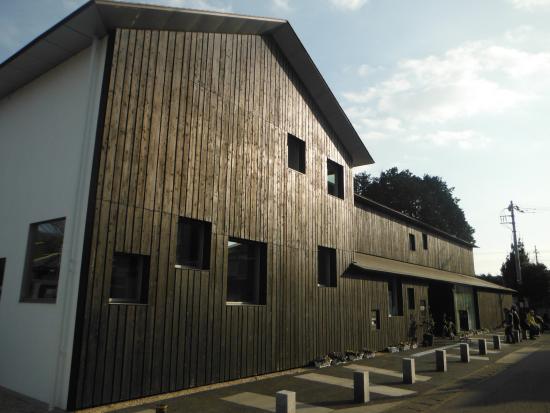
[353, 252, 515, 293]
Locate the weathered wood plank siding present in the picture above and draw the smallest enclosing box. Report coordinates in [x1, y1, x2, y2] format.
[72, 29, 471, 408]
[477, 290, 513, 330]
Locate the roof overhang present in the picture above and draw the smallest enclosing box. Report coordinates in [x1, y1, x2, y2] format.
[352, 252, 515, 293]
[0, 0, 374, 167]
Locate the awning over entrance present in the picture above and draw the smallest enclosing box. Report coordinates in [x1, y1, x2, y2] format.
[353, 252, 515, 293]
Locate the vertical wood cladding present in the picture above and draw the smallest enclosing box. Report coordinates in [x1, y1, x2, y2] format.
[477, 290, 513, 330]
[73, 29, 463, 408]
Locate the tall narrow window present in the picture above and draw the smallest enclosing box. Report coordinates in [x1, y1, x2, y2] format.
[327, 159, 344, 199]
[110, 252, 150, 304]
[388, 278, 403, 316]
[422, 233, 428, 250]
[288, 133, 306, 173]
[409, 233, 416, 251]
[176, 217, 211, 270]
[371, 309, 380, 330]
[407, 287, 415, 310]
[20, 218, 65, 303]
[318, 246, 337, 287]
[227, 238, 267, 305]
[0, 258, 5, 301]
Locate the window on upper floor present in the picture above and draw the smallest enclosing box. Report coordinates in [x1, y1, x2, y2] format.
[109, 252, 150, 304]
[422, 233, 428, 250]
[318, 246, 337, 287]
[388, 278, 403, 316]
[409, 233, 416, 251]
[0, 258, 5, 301]
[20, 218, 65, 303]
[227, 237, 267, 305]
[176, 217, 211, 270]
[327, 159, 344, 199]
[288, 133, 306, 173]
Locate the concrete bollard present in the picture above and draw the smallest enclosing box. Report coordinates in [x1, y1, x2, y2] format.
[155, 405, 168, 413]
[353, 370, 370, 403]
[493, 335, 501, 350]
[436, 349, 447, 372]
[460, 343, 470, 363]
[513, 330, 520, 343]
[478, 338, 487, 356]
[276, 390, 296, 413]
[402, 358, 416, 384]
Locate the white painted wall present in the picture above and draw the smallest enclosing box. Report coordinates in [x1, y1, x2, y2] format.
[0, 38, 107, 409]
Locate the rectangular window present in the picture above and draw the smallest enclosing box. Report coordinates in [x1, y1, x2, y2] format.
[110, 252, 150, 304]
[371, 309, 380, 330]
[407, 287, 415, 310]
[420, 299, 427, 315]
[20, 218, 66, 303]
[176, 217, 211, 270]
[227, 238, 267, 305]
[288, 133, 306, 173]
[409, 233, 416, 251]
[318, 246, 337, 287]
[388, 278, 403, 316]
[327, 159, 344, 199]
[422, 233, 428, 250]
[0, 258, 5, 301]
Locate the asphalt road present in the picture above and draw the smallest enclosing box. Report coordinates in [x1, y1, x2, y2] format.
[431, 339, 550, 413]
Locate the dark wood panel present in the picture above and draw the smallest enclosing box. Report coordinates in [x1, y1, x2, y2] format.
[72, 28, 473, 409]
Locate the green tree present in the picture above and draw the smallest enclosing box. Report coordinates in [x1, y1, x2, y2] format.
[500, 241, 550, 308]
[354, 167, 475, 243]
[476, 273, 504, 286]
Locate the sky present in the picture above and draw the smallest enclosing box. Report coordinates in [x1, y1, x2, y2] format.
[1, 0, 549, 275]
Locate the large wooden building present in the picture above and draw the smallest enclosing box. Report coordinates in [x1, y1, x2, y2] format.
[0, 1, 513, 410]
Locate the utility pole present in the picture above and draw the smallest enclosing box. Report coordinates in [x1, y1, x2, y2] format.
[508, 201, 522, 284]
[534, 245, 539, 265]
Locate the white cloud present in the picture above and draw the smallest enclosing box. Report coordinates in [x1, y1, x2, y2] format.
[329, 0, 369, 11]
[407, 130, 491, 150]
[505, 25, 534, 43]
[509, 0, 550, 10]
[119, 0, 232, 12]
[272, 0, 292, 10]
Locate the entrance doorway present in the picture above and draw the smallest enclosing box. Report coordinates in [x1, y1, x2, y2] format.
[428, 282, 455, 336]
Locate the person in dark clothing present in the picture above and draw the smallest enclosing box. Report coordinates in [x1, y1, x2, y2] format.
[504, 308, 514, 343]
[511, 306, 522, 342]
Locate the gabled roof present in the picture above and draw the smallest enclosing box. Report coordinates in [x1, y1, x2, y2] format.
[0, 0, 374, 167]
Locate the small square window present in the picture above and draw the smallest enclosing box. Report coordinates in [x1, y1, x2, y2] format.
[327, 159, 344, 199]
[409, 233, 416, 251]
[288, 134, 306, 173]
[176, 217, 211, 270]
[0, 258, 5, 301]
[407, 287, 415, 310]
[371, 309, 380, 330]
[20, 218, 65, 303]
[420, 299, 427, 315]
[110, 252, 150, 304]
[227, 238, 267, 305]
[318, 246, 337, 287]
[422, 233, 428, 250]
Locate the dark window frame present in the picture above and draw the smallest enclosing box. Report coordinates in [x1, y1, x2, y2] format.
[318, 246, 337, 287]
[20, 217, 66, 303]
[407, 287, 415, 310]
[175, 217, 212, 270]
[371, 309, 380, 330]
[0, 258, 5, 301]
[109, 252, 150, 305]
[409, 233, 416, 251]
[287, 133, 306, 173]
[226, 237, 267, 306]
[388, 278, 404, 316]
[422, 233, 428, 250]
[327, 159, 344, 199]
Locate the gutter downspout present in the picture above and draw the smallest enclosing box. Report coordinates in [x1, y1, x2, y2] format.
[49, 36, 103, 411]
